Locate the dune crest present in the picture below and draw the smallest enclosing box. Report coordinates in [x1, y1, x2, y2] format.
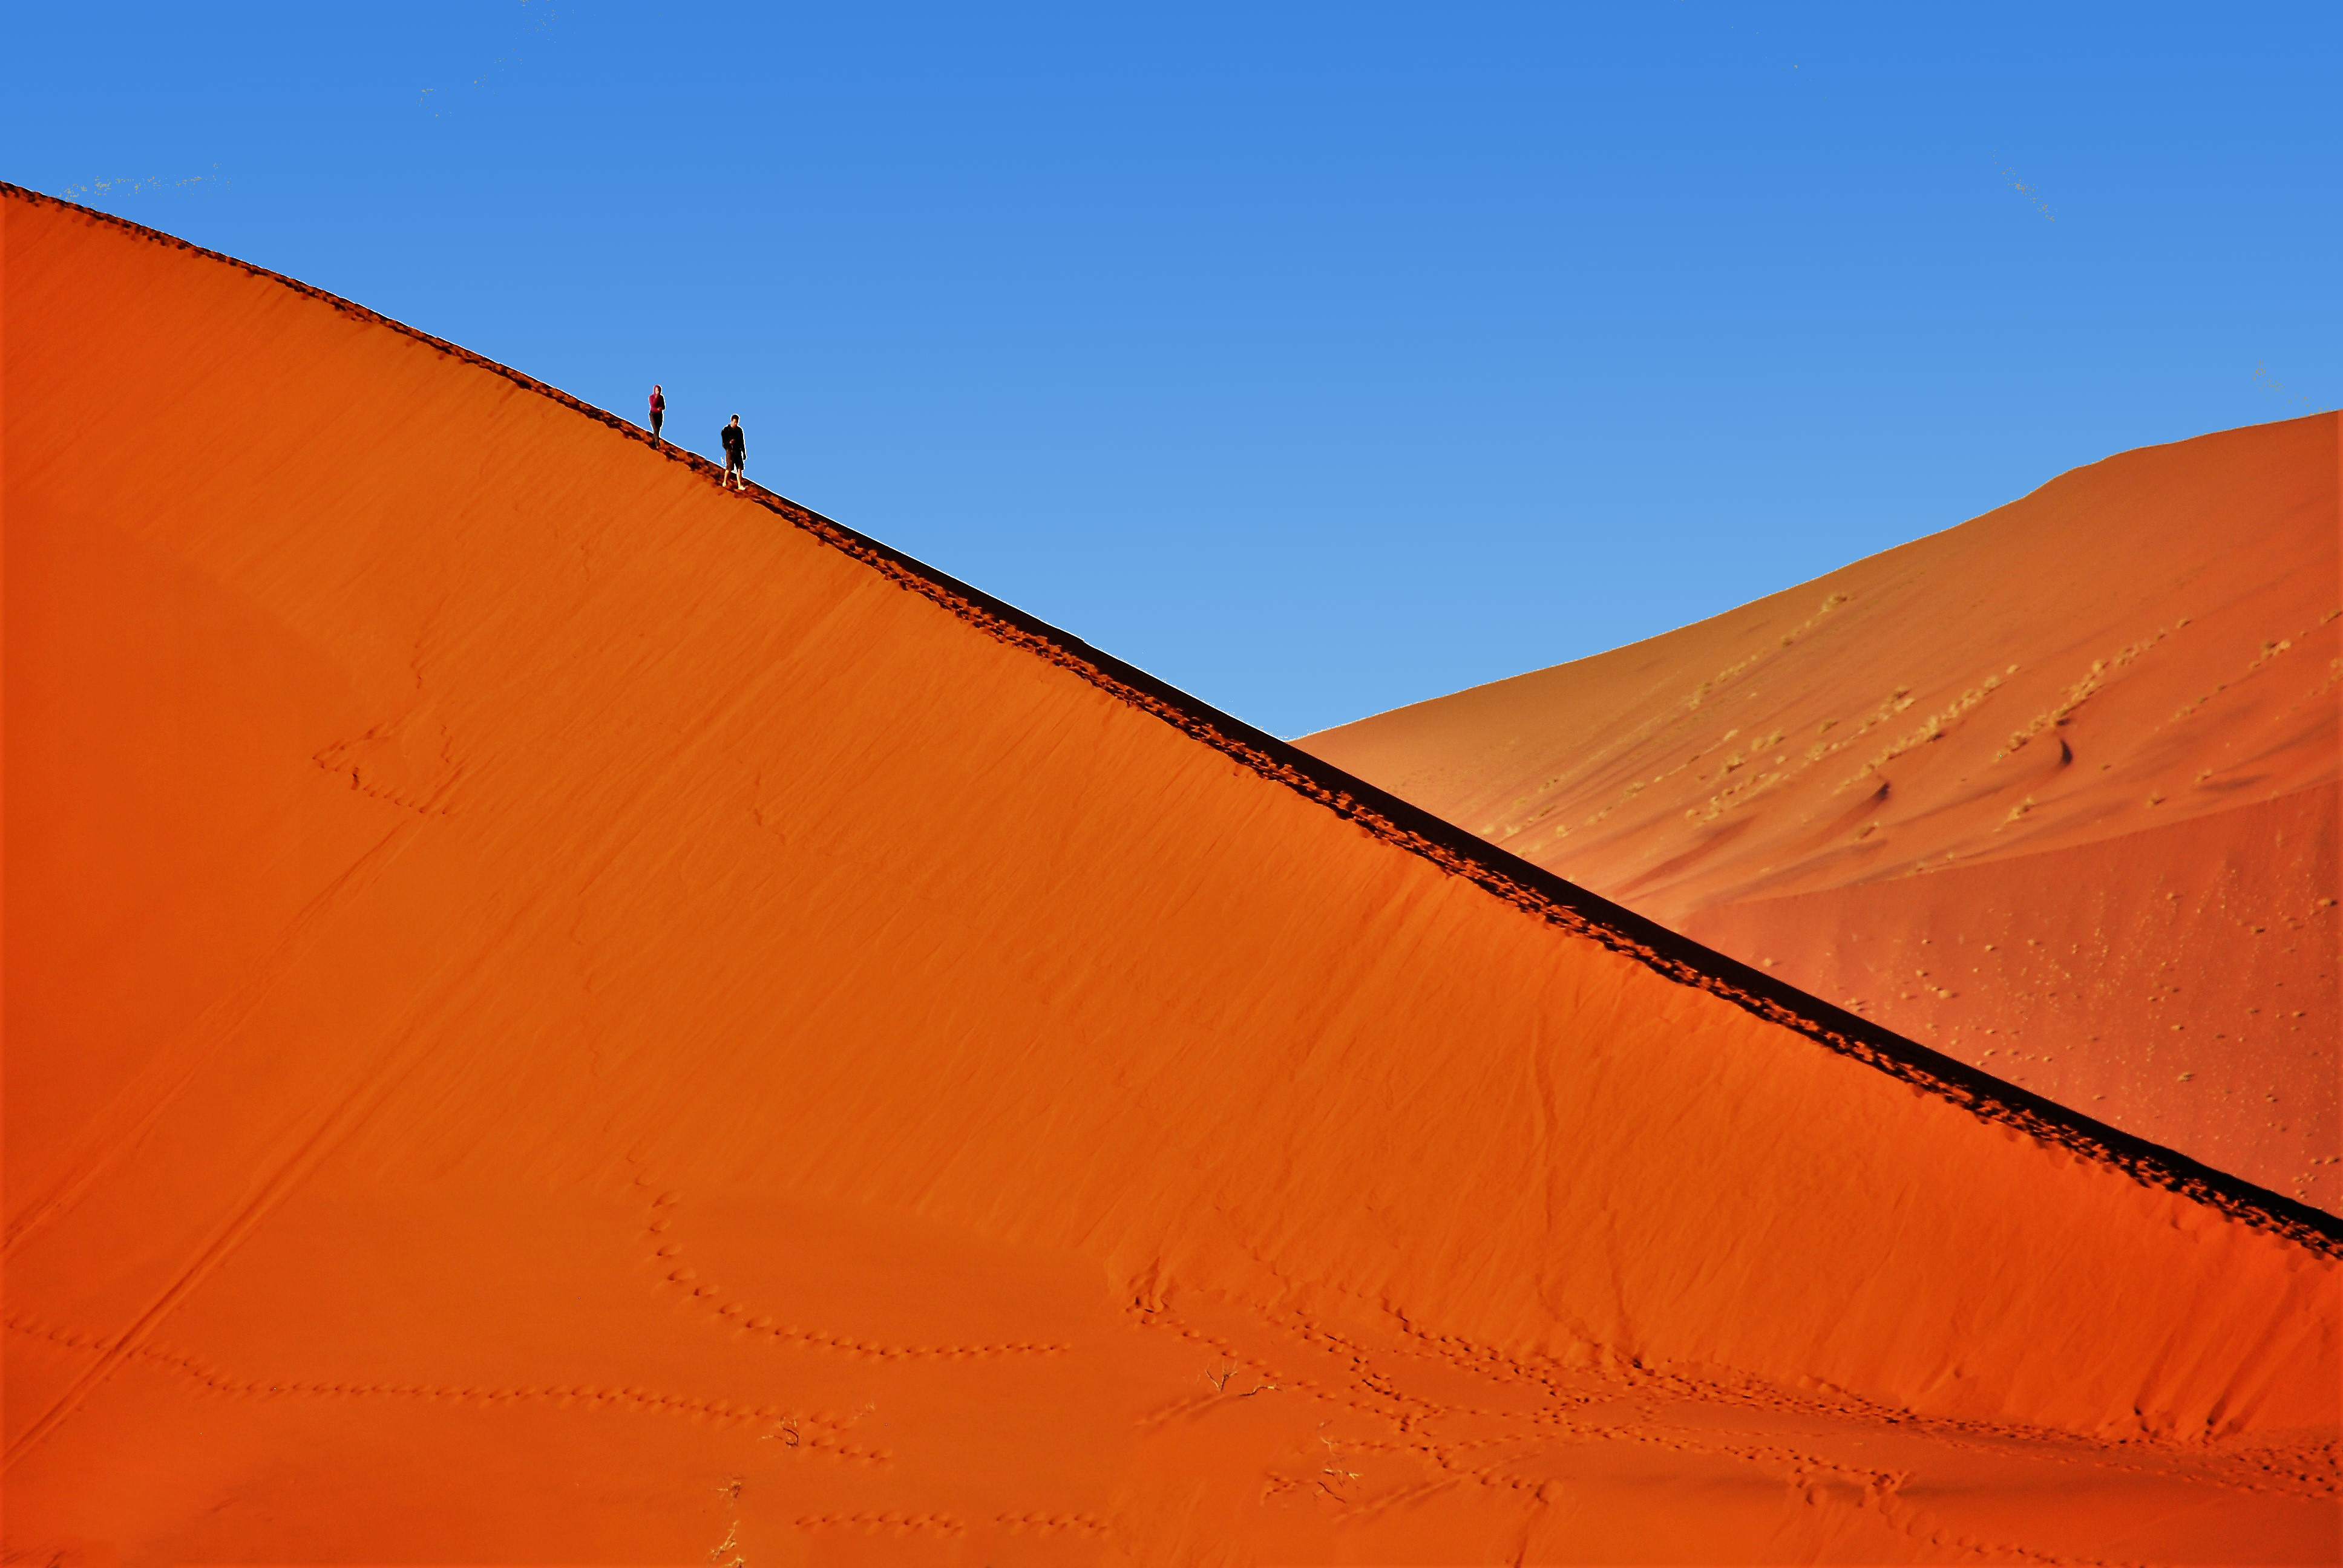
[5, 187, 2338, 1564]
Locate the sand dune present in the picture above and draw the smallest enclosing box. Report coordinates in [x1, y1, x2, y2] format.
[1306, 416, 2341, 1215]
[5, 186, 2338, 1564]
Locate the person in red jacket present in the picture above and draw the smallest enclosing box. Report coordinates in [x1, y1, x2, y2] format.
[647, 385, 666, 443]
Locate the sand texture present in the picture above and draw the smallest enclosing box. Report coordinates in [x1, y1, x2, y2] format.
[1306, 415, 2341, 1217]
[5, 188, 2339, 1564]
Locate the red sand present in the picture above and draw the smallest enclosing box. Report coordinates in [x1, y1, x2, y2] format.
[1307, 416, 2341, 1215]
[5, 188, 2339, 1565]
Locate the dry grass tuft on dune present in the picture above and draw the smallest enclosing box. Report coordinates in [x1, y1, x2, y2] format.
[1306, 415, 2341, 1215]
[5, 186, 2339, 1565]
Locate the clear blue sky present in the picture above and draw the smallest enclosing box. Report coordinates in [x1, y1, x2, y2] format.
[8, 3, 2336, 737]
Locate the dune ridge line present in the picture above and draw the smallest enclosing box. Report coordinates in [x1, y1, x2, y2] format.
[6, 178, 2336, 1265]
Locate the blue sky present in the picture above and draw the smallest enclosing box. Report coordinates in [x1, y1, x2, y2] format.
[7, 3, 2336, 737]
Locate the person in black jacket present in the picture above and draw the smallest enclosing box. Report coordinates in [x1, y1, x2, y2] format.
[720, 415, 747, 490]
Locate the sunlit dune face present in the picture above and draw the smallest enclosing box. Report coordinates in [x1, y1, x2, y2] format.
[5, 188, 2337, 1566]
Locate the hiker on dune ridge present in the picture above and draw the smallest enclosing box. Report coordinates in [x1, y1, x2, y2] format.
[721, 414, 747, 491]
[648, 384, 666, 442]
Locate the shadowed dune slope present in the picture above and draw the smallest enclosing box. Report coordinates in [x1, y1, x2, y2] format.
[1306, 416, 2341, 1212]
[5, 189, 2339, 1565]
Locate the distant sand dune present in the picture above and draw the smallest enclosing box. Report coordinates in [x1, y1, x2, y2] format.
[5, 186, 2336, 1564]
[1307, 414, 2340, 1213]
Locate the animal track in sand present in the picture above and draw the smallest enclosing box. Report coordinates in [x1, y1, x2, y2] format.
[1198, 1293, 2333, 1566]
[311, 725, 465, 817]
[1839, 671, 2011, 792]
[996, 1512, 1110, 1537]
[2165, 610, 2339, 729]
[2, 1315, 882, 1460]
[788, 1510, 1109, 1539]
[793, 1511, 964, 1537]
[1998, 626, 2182, 761]
[1682, 592, 1854, 714]
[1127, 1287, 2336, 1514]
[1202, 1299, 2028, 1553]
[630, 1172, 1071, 1362]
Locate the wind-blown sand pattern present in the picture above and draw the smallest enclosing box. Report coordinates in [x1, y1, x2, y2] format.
[1307, 416, 2341, 1215]
[5, 186, 2338, 1564]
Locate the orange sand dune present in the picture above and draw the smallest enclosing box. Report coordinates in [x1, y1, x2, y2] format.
[1306, 417, 2340, 1213]
[5, 188, 2339, 1565]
